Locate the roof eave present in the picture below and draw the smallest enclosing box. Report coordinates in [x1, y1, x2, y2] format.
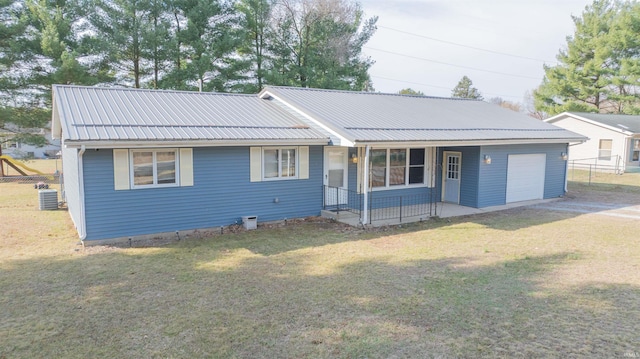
[62, 138, 330, 149]
[546, 112, 635, 136]
[352, 138, 587, 147]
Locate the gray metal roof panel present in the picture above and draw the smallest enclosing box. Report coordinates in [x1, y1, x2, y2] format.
[263, 86, 586, 142]
[53, 85, 330, 143]
[569, 112, 640, 133]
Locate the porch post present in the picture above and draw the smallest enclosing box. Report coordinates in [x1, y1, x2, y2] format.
[362, 145, 370, 225]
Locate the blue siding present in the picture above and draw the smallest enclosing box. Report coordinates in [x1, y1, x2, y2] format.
[436, 144, 569, 209]
[477, 143, 569, 207]
[82, 146, 324, 240]
[542, 144, 570, 199]
[440, 146, 480, 207]
[348, 148, 358, 191]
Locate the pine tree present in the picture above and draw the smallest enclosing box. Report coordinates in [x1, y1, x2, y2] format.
[141, 0, 172, 89]
[236, 0, 272, 93]
[451, 76, 483, 100]
[163, 0, 242, 92]
[267, 0, 377, 91]
[91, 0, 150, 88]
[398, 88, 424, 96]
[1, 0, 96, 147]
[534, 0, 640, 115]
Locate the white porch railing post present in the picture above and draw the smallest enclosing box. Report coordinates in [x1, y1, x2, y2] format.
[362, 145, 370, 225]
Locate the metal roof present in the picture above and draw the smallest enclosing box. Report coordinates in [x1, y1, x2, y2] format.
[562, 112, 640, 133]
[261, 86, 586, 144]
[53, 85, 586, 148]
[53, 85, 329, 146]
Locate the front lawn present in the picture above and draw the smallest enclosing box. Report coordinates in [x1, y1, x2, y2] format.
[568, 168, 640, 193]
[1, 172, 639, 358]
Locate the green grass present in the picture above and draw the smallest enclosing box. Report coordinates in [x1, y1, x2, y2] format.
[1, 164, 640, 358]
[568, 168, 640, 193]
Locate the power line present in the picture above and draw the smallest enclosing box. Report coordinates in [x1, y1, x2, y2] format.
[377, 25, 557, 64]
[364, 46, 543, 80]
[370, 75, 524, 100]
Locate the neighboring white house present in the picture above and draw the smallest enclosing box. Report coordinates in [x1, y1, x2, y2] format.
[0, 128, 61, 159]
[545, 112, 640, 173]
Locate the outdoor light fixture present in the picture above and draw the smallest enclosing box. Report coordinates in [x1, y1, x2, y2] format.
[561, 152, 568, 161]
[351, 153, 358, 164]
[483, 155, 492, 164]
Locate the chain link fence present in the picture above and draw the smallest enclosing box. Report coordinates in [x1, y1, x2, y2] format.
[0, 174, 61, 184]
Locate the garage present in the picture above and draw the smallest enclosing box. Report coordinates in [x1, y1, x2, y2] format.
[506, 154, 546, 203]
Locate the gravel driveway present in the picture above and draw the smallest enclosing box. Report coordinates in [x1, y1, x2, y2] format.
[532, 186, 640, 220]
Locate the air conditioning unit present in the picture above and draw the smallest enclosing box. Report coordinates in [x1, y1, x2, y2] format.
[38, 189, 58, 210]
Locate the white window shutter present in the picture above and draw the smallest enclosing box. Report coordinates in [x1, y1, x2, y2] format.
[250, 147, 262, 182]
[299, 146, 309, 179]
[179, 148, 194, 186]
[113, 149, 130, 190]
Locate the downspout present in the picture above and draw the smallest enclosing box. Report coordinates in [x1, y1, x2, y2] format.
[78, 145, 87, 241]
[564, 144, 569, 193]
[362, 145, 370, 225]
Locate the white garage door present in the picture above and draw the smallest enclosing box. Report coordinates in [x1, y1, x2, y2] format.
[506, 154, 546, 203]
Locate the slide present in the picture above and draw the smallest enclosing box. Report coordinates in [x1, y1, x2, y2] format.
[0, 155, 53, 178]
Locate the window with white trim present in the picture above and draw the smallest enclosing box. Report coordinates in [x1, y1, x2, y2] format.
[370, 148, 429, 188]
[113, 148, 192, 190]
[370, 149, 387, 187]
[598, 139, 612, 160]
[131, 149, 178, 188]
[263, 147, 297, 180]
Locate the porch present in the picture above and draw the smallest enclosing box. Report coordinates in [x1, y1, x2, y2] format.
[321, 185, 556, 227]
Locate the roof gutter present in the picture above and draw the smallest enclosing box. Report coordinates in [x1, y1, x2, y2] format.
[64, 137, 584, 149]
[61, 138, 330, 149]
[353, 138, 587, 147]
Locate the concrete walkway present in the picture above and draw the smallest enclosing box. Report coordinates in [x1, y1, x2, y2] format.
[436, 198, 559, 218]
[322, 198, 560, 227]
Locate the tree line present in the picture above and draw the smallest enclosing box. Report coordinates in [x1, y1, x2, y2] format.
[535, 0, 640, 116]
[4, 0, 640, 149]
[0, 0, 377, 144]
[406, 0, 640, 119]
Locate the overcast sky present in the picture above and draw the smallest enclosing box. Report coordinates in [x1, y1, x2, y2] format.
[359, 0, 593, 104]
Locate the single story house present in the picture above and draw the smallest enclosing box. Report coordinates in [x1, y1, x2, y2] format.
[1, 126, 61, 159]
[545, 112, 640, 173]
[52, 85, 585, 243]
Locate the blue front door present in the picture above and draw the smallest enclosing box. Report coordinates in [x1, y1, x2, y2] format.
[443, 151, 461, 204]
